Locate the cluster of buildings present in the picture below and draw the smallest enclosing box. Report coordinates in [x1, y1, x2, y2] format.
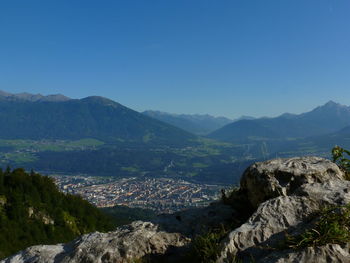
[51, 175, 222, 213]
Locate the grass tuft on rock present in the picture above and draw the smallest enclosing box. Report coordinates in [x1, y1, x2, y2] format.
[185, 188, 256, 263]
[286, 203, 350, 249]
[187, 224, 228, 263]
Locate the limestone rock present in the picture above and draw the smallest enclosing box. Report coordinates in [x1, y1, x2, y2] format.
[240, 156, 345, 208]
[296, 180, 350, 205]
[218, 180, 350, 263]
[217, 196, 320, 262]
[155, 202, 236, 237]
[260, 243, 350, 263]
[1, 221, 190, 263]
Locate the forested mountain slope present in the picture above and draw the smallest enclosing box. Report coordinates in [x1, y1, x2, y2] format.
[0, 96, 196, 147]
[0, 168, 113, 259]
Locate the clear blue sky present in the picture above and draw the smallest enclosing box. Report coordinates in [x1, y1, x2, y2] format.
[0, 0, 349, 118]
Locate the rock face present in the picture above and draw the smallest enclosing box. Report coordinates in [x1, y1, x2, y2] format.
[217, 196, 320, 262]
[218, 180, 350, 262]
[1, 221, 189, 263]
[260, 243, 350, 263]
[240, 156, 345, 209]
[2, 156, 350, 263]
[155, 202, 235, 237]
[218, 157, 350, 263]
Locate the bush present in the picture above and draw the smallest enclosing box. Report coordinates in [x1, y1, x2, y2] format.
[332, 146, 350, 180]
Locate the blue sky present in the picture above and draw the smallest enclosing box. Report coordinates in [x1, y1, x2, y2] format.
[0, 0, 349, 118]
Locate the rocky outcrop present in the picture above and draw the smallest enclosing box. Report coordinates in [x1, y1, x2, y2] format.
[2, 156, 350, 263]
[240, 156, 345, 209]
[217, 180, 350, 262]
[218, 158, 350, 263]
[217, 196, 320, 262]
[1, 221, 189, 263]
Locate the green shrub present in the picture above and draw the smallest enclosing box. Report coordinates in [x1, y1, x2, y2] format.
[332, 146, 350, 180]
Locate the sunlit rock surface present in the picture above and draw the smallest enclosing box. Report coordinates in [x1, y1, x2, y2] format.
[240, 156, 345, 208]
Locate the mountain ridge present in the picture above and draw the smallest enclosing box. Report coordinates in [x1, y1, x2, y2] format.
[0, 90, 71, 102]
[0, 92, 196, 146]
[209, 100, 350, 143]
[143, 110, 235, 135]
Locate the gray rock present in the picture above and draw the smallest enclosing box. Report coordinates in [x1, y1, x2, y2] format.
[217, 196, 320, 262]
[240, 156, 345, 209]
[155, 202, 236, 237]
[1, 221, 190, 263]
[260, 243, 350, 263]
[217, 180, 350, 263]
[296, 180, 350, 205]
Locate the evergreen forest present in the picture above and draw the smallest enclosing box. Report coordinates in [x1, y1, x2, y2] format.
[0, 168, 114, 259]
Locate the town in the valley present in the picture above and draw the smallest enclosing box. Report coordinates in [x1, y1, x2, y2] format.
[49, 174, 223, 213]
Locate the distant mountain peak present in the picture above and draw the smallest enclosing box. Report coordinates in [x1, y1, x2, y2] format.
[209, 100, 350, 143]
[232, 115, 256, 122]
[324, 100, 341, 107]
[311, 100, 349, 113]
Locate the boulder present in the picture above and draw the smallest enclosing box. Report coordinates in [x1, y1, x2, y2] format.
[217, 180, 350, 263]
[217, 196, 320, 262]
[1, 221, 190, 263]
[240, 156, 345, 208]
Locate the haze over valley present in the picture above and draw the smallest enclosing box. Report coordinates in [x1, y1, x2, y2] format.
[1, 91, 350, 209]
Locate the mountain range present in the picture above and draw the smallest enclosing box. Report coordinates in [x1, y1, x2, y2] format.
[0, 90, 71, 102]
[4, 90, 348, 148]
[142, 110, 233, 135]
[143, 110, 256, 135]
[1, 91, 350, 184]
[0, 92, 195, 147]
[209, 100, 350, 143]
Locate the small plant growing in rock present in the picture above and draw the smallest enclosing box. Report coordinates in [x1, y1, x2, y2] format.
[188, 224, 228, 263]
[332, 146, 350, 180]
[286, 203, 350, 249]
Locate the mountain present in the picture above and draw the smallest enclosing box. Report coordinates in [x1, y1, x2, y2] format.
[209, 101, 350, 143]
[232, 115, 256, 122]
[0, 93, 196, 146]
[143, 110, 232, 135]
[0, 90, 71, 102]
[270, 124, 350, 158]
